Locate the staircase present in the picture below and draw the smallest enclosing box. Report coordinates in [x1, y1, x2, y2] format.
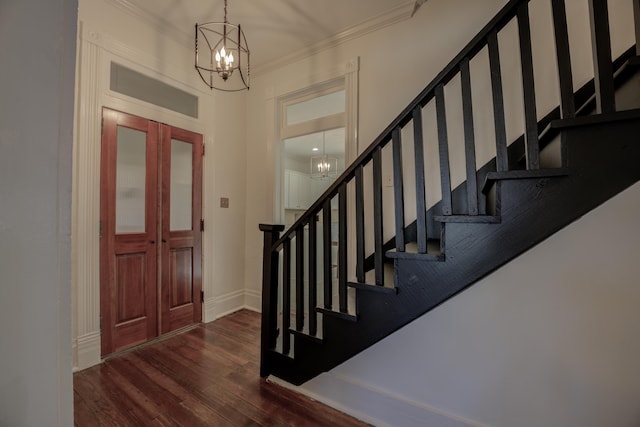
[259, 0, 640, 386]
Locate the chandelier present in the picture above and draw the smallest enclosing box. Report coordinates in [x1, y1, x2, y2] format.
[310, 133, 338, 180]
[195, 0, 250, 91]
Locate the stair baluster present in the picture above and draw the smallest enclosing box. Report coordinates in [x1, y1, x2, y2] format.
[460, 57, 479, 216]
[338, 183, 348, 312]
[392, 127, 406, 252]
[588, 0, 616, 113]
[412, 106, 428, 254]
[488, 30, 509, 173]
[295, 227, 304, 332]
[551, 0, 576, 120]
[517, 2, 540, 170]
[308, 215, 318, 337]
[372, 147, 384, 286]
[435, 84, 453, 216]
[355, 165, 366, 282]
[322, 199, 332, 310]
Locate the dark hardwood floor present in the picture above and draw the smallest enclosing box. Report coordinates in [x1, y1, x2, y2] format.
[74, 310, 370, 426]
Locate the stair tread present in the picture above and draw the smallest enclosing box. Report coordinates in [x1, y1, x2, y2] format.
[434, 215, 501, 224]
[482, 168, 569, 193]
[347, 281, 398, 294]
[316, 307, 358, 322]
[289, 328, 323, 344]
[551, 108, 640, 129]
[386, 240, 444, 261]
[386, 250, 444, 261]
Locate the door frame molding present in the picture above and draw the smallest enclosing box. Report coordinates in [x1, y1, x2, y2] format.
[73, 23, 208, 370]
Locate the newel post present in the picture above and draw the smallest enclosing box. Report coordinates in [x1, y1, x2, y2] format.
[258, 224, 284, 378]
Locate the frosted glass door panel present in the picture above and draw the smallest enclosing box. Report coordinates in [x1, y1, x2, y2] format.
[116, 126, 147, 233]
[170, 139, 193, 231]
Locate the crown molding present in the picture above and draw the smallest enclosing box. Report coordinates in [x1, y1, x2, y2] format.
[253, 1, 414, 76]
[108, 0, 414, 77]
[108, 0, 193, 47]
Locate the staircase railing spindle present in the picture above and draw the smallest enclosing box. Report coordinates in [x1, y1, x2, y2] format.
[517, 2, 540, 170]
[551, 0, 576, 119]
[372, 147, 385, 285]
[308, 216, 318, 336]
[355, 165, 366, 282]
[282, 238, 292, 355]
[392, 127, 406, 251]
[435, 84, 453, 215]
[295, 227, 304, 332]
[322, 200, 332, 310]
[412, 106, 428, 253]
[488, 30, 509, 172]
[588, 0, 616, 113]
[338, 183, 348, 311]
[460, 57, 479, 215]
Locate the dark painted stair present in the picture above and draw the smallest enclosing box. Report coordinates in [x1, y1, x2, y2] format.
[259, 0, 640, 386]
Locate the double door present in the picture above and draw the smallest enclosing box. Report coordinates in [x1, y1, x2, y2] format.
[100, 108, 203, 355]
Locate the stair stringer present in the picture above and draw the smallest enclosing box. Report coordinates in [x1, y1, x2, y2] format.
[266, 115, 640, 386]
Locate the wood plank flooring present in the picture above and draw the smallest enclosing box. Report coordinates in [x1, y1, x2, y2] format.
[74, 310, 370, 426]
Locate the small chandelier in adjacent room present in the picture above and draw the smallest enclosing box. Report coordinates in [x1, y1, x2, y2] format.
[195, 0, 250, 91]
[310, 133, 338, 180]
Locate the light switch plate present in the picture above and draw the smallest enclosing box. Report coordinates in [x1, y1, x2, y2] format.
[220, 197, 229, 208]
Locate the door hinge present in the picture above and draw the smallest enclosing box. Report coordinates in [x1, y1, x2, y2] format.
[200, 290, 204, 303]
[202, 143, 205, 156]
[99, 220, 103, 238]
[200, 219, 205, 232]
[99, 316, 103, 333]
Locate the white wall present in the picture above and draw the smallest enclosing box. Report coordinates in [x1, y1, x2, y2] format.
[0, 0, 77, 425]
[300, 182, 640, 427]
[73, 0, 248, 369]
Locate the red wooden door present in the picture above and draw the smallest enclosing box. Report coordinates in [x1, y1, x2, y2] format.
[159, 124, 203, 334]
[100, 109, 202, 355]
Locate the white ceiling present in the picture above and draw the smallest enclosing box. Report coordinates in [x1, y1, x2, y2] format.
[121, 0, 415, 69]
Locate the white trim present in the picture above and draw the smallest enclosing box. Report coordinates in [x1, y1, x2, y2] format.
[253, 2, 412, 75]
[244, 289, 262, 312]
[74, 332, 102, 371]
[271, 57, 359, 224]
[72, 22, 212, 371]
[203, 290, 247, 322]
[270, 373, 486, 427]
[108, 0, 192, 50]
[108, 0, 412, 77]
[72, 27, 103, 372]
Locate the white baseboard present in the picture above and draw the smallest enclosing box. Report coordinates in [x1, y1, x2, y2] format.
[271, 373, 485, 427]
[244, 289, 261, 312]
[75, 331, 101, 371]
[203, 289, 261, 322]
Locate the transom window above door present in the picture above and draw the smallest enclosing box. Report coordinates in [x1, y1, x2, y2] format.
[279, 82, 346, 224]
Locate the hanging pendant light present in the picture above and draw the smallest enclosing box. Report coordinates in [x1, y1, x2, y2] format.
[310, 132, 338, 180]
[195, 0, 250, 91]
